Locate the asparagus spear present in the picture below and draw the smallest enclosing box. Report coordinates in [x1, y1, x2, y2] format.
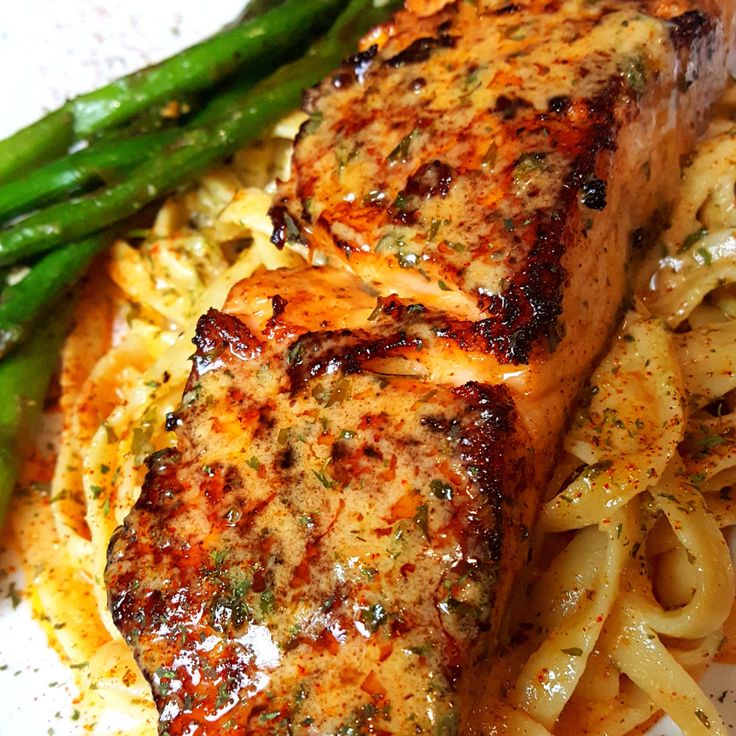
[0, 235, 107, 358]
[0, 306, 72, 524]
[0, 0, 401, 267]
[0, 0, 344, 184]
[0, 109, 75, 189]
[69, 0, 342, 136]
[0, 131, 180, 224]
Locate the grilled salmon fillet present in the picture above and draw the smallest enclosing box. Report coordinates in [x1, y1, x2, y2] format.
[106, 1, 736, 734]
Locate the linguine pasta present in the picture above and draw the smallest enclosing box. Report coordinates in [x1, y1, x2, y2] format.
[490, 87, 736, 735]
[7, 82, 736, 735]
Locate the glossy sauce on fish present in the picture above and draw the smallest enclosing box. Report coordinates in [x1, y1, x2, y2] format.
[106, 1, 736, 733]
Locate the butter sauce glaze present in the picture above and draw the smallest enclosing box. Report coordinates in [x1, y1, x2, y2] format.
[106, 1, 736, 734]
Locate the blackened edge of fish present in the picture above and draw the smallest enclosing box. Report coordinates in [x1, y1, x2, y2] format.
[668, 10, 715, 52]
[192, 308, 262, 372]
[384, 34, 458, 68]
[332, 44, 379, 89]
[106, 446, 185, 633]
[464, 79, 623, 364]
[286, 326, 425, 394]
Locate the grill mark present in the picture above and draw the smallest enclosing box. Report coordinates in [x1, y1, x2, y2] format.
[494, 94, 534, 120]
[192, 308, 262, 375]
[134, 448, 184, 514]
[384, 34, 458, 68]
[494, 3, 522, 15]
[268, 203, 301, 250]
[287, 328, 425, 395]
[403, 160, 455, 199]
[269, 294, 287, 321]
[668, 10, 714, 51]
[331, 45, 378, 89]
[547, 95, 571, 113]
[580, 177, 608, 210]
[390, 160, 455, 225]
[278, 445, 295, 470]
[668, 10, 717, 91]
[252, 401, 277, 439]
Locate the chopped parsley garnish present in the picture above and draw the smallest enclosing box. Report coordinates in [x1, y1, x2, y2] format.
[694, 708, 711, 728]
[312, 462, 334, 489]
[695, 246, 713, 266]
[387, 128, 419, 163]
[430, 479, 453, 500]
[260, 590, 276, 616]
[414, 504, 430, 540]
[679, 227, 708, 253]
[561, 647, 583, 656]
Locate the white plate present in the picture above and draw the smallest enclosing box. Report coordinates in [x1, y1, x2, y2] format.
[0, 3, 733, 734]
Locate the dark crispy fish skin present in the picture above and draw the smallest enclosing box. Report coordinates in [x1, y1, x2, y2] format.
[106, 1, 736, 734]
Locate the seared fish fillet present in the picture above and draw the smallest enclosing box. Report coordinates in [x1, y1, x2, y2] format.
[106, 1, 736, 734]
